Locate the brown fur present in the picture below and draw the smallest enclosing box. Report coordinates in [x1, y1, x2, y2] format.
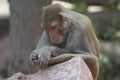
[30, 4, 100, 80]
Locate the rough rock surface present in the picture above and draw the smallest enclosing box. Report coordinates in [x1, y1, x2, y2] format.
[7, 56, 93, 80]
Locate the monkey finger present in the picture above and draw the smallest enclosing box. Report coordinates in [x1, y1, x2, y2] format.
[33, 60, 39, 66]
[42, 58, 49, 69]
[32, 52, 39, 58]
[32, 52, 37, 57]
[38, 59, 42, 67]
[31, 56, 37, 61]
[39, 57, 49, 69]
[43, 58, 49, 69]
[30, 54, 38, 62]
[38, 57, 45, 69]
[39, 62, 46, 69]
[45, 59, 49, 68]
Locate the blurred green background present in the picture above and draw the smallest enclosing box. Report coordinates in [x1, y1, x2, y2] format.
[0, 0, 120, 80]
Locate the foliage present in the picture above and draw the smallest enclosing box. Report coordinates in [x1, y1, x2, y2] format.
[98, 53, 112, 80]
[103, 0, 117, 10]
[102, 0, 119, 40]
[73, 2, 87, 14]
[101, 11, 120, 40]
[104, 28, 116, 41]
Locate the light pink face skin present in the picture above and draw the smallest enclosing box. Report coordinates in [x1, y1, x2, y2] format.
[48, 22, 64, 44]
[48, 27, 64, 44]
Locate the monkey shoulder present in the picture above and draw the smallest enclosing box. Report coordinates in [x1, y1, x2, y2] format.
[66, 10, 91, 29]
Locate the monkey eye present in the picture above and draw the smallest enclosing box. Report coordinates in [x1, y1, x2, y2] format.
[48, 26, 56, 30]
[51, 26, 56, 29]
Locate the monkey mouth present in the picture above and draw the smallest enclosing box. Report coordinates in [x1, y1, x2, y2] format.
[50, 36, 64, 44]
[51, 38, 62, 44]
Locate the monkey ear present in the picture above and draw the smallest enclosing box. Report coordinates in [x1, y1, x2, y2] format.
[59, 12, 68, 21]
[59, 12, 70, 28]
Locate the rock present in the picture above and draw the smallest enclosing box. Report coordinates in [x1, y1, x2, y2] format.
[6, 56, 93, 80]
[7, 72, 27, 80]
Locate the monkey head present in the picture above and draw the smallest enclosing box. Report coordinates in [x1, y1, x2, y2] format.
[41, 4, 71, 45]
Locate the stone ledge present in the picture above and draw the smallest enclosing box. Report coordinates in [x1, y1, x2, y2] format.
[7, 56, 93, 80]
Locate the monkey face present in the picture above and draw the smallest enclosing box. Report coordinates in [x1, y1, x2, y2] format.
[41, 4, 71, 45]
[47, 21, 66, 45]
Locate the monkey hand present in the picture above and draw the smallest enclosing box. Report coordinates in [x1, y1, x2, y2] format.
[30, 46, 51, 69]
[49, 46, 61, 57]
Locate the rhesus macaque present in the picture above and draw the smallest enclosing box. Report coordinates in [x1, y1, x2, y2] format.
[30, 4, 100, 80]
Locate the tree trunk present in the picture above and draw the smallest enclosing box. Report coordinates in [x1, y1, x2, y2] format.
[8, 0, 51, 77]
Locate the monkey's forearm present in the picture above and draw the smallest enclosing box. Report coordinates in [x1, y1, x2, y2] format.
[50, 47, 74, 57]
[36, 45, 89, 58]
[50, 46, 90, 57]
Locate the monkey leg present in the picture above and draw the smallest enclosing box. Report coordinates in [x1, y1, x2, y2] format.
[48, 53, 99, 80]
[82, 55, 99, 80]
[48, 54, 74, 65]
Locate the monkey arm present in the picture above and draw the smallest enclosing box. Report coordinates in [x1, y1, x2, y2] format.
[48, 53, 99, 80]
[36, 31, 51, 49]
[49, 46, 90, 57]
